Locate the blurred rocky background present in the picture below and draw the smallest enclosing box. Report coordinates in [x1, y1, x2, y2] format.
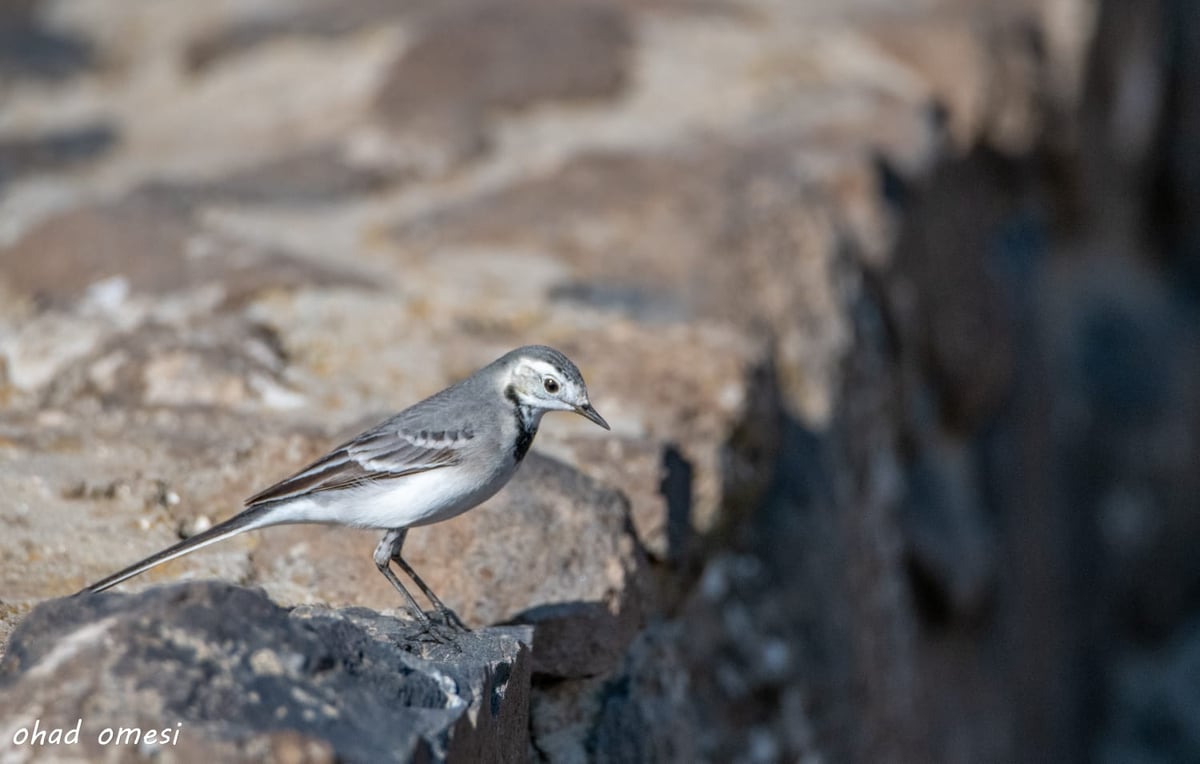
[0, 0, 1197, 761]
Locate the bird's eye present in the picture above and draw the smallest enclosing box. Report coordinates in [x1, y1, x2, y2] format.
[543, 377, 560, 394]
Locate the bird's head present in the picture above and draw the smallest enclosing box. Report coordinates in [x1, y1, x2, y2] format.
[500, 345, 609, 430]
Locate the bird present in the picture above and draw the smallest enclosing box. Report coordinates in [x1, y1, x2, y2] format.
[78, 345, 610, 632]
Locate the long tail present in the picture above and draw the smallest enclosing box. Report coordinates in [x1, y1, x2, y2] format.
[78, 504, 276, 594]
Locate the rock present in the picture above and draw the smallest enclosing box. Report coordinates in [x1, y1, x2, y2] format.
[532, 325, 780, 561]
[888, 149, 1019, 433]
[183, 0, 412, 73]
[0, 124, 117, 189]
[1100, 617, 1200, 764]
[539, 435, 686, 564]
[0, 310, 111, 395]
[41, 319, 303, 412]
[369, 0, 632, 171]
[0, 193, 374, 309]
[529, 675, 608, 764]
[0, 0, 92, 80]
[531, 623, 704, 764]
[390, 145, 848, 425]
[899, 435, 996, 624]
[137, 146, 399, 207]
[0, 582, 532, 763]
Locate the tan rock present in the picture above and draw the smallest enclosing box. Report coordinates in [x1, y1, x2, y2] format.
[0, 194, 371, 308]
[370, 0, 633, 171]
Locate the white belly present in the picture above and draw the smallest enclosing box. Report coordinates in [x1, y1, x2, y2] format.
[264, 460, 518, 530]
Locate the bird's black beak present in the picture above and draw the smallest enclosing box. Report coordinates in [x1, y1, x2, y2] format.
[576, 402, 610, 430]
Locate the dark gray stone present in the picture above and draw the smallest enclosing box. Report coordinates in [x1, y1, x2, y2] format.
[1100, 617, 1200, 764]
[0, 0, 92, 80]
[0, 583, 531, 762]
[0, 123, 116, 188]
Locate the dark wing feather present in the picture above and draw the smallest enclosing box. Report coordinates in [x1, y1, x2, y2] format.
[245, 426, 462, 507]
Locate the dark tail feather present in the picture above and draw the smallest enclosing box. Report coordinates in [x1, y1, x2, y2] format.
[78, 504, 274, 594]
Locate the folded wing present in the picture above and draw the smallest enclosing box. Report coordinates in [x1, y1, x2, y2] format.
[245, 425, 465, 507]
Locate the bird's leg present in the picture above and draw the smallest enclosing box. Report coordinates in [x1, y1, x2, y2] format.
[388, 529, 470, 632]
[373, 529, 433, 628]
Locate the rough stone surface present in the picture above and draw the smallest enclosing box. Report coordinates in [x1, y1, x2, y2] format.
[0, 123, 116, 189]
[0, 194, 374, 308]
[137, 147, 400, 207]
[370, 0, 633, 171]
[0, 0, 91, 80]
[389, 146, 849, 424]
[0, 582, 532, 763]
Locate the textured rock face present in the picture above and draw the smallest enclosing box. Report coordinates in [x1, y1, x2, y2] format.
[3, 0, 1195, 762]
[371, 0, 633, 172]
[0, 583, 532, 763]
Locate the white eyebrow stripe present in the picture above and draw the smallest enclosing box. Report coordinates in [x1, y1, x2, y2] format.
[525, 360, 565, 379]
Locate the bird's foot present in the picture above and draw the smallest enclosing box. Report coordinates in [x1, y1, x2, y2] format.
[414, 621, 464, 650]
[401, 608, 464, 647]
[431, 606, 471, 633]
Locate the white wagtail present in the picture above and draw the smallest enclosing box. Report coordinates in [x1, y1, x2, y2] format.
[79, 345, 610, 631]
